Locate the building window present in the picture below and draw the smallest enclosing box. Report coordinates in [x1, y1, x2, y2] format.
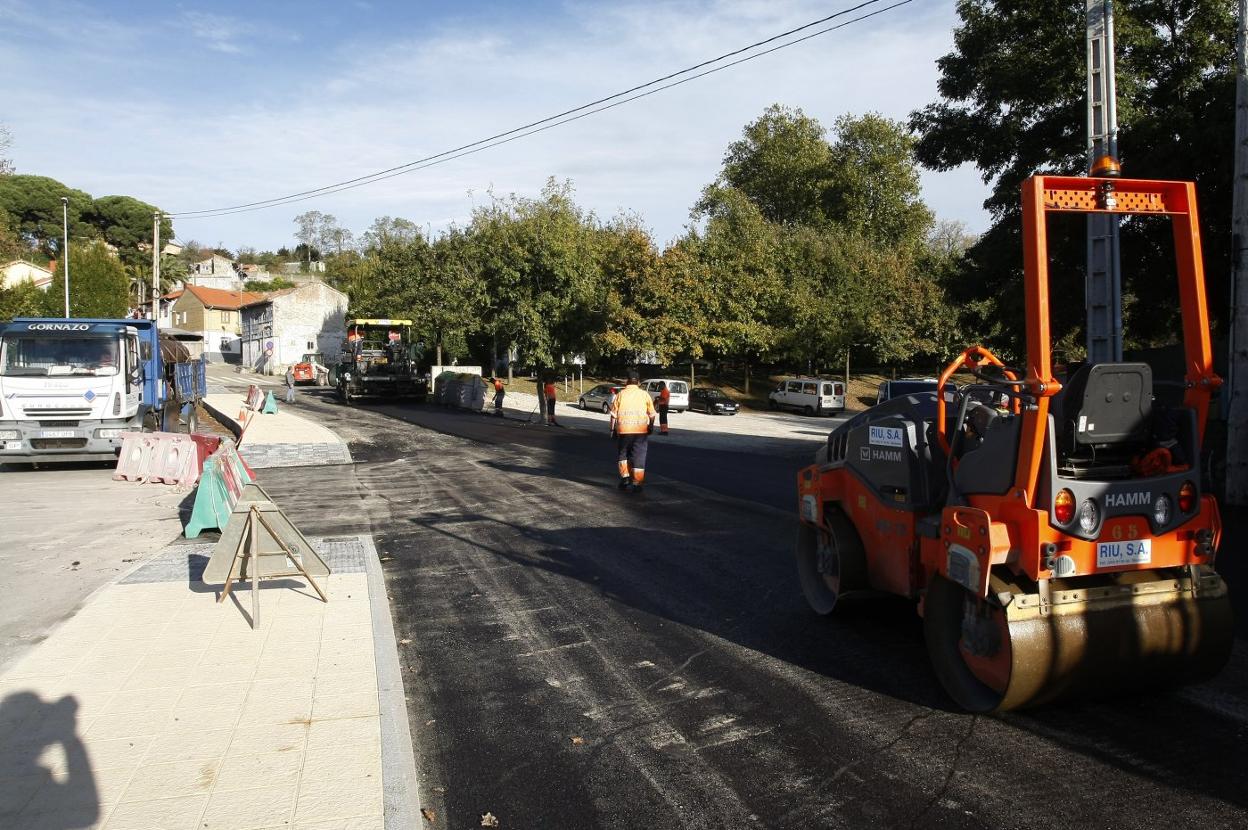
[307, 341, 315, 350]
[221, 311, 233, 323]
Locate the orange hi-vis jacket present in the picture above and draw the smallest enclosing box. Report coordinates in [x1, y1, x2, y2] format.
[658, 387, 671, 407]
[494, 378, 504, 392]
[611, 385, 656, 434]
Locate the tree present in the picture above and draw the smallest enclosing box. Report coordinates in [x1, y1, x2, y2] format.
[825, 113, 932, 247]
[702, 104, 833, 227]
[690, 184, 785, 392]
[317, 213, 353, 255]
[44, 241, 129, 318]
[292, 211, 324, 268]
[0, 175, 93, 256]
[88, 195, 173, 268]
[469, 179, 603, 374]
[360, 216, 422, 252]
[0, 281, 44, 322]
[910, 0, 1238, 350]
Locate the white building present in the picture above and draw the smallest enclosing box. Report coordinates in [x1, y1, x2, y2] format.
[187, 254, 244, 291]
[1, 259, 54, 291]
[240, 281, 348, 374]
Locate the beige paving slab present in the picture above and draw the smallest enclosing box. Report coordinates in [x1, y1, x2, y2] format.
[294, 818, 383, 830]
[120, 757, 220, 802]
[1, 531, 395, 830]
[213, 750, 303, 793]
[304, 716, 380, 753]
[200, 783, 298, 829]
[104, 793, 209, 829]
[293, 785, 383, 825]
[141, 728, 234, 766]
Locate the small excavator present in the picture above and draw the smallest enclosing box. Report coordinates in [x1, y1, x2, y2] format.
[796, 171, 1232, 711]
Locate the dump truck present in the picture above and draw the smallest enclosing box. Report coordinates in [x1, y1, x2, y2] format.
[334, 318, 427, 403]
[796, 173, 1231, 711]
[0, 317, 206, 464]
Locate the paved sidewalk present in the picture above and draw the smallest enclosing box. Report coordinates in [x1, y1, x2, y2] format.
[202, 393, 352, 469]
[0, 534, 410, 830]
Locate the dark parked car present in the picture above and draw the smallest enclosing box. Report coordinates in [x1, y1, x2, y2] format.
[689, 387, 739, 415]
[875, 377, 941, 405]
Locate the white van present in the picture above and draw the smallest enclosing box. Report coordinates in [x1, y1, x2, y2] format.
[641, 378, 690, 412]
[768, 377, 845, 415]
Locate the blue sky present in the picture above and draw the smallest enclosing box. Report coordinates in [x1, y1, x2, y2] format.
[0, 0, 989, 251]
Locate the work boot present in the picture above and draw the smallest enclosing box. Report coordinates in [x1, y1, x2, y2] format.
[618, 477, 631, 491]
[631, 484, 644, 496]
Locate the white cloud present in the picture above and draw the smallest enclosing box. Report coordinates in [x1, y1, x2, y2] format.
[0, 0, 988, 250]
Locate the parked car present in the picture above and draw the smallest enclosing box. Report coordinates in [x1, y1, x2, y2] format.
[768, 377, 845, 415]
[579, 383, 621, 412]
[875, 377, 941, 405]
[689, 387, 739, 415]
[640, 378, 690, 412]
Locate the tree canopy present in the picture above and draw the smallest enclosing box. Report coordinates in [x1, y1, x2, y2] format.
[910, 0, 1237, 352]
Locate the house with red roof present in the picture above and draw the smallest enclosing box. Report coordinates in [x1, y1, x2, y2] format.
[169, 284, 268, 362]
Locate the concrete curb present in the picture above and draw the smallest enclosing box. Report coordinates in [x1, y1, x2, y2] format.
[201, 396, 245, 441]
[361, 534, 424, 829]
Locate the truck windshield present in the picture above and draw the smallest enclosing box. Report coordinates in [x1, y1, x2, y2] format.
[0, 335, 120, 377]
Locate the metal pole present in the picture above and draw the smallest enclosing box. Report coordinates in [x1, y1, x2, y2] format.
[152, 212, 161, 331]
[61, 197, 70, 318]
[1086, 0, 1123, 363]
[1226, 0, 1248, 505]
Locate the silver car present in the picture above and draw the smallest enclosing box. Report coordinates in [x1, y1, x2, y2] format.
[579, 383, 621, 413]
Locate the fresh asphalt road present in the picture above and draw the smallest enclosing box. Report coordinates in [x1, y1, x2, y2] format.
[247, 389, 1248, 830]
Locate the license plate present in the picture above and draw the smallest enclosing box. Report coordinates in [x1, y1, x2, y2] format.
[1097, 539, 1152, 568]
[39, 430, 76, 439]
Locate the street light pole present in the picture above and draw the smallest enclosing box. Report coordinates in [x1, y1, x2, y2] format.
[61, 196, 70, 318]
[152, 211, 161, 333]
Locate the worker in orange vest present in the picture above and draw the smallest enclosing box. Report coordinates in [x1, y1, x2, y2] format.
[656, 381, 671, 435]
[610, 370, 656, 493]
[491, 376, 505, 416]
[543, 376, 559, 425]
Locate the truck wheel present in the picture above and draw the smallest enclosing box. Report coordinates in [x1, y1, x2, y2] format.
[601, 402, 610, 413]
[768, 399, 778, 411]
[796, 506, 867, 615]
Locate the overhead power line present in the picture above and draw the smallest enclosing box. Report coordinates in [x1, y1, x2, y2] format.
[171, 0, 912, 219]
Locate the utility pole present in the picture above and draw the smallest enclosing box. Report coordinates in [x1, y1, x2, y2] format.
[61, 197, 70, 318]
[1085, 0, 1123, 363]
[152, 211, 161, 331]
[1226, 0, 1248, 505]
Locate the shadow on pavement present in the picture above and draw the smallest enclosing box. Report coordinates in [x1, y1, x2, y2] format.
[0, 691, 99, 827]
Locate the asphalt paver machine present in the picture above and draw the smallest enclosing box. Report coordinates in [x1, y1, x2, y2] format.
[797, 174, 1231, 711]
[335, 318, 428, 403]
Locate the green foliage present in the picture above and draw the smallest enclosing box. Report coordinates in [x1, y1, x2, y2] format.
[825, 113, 932, 246]
[0, 280, 45, 322]
[243, 277, 297, 292]
[910, 0, 1237, 349]
[43, 241, 129, 318]
[0, 175, 93, 256]
[360, 216, 423, 252]
[89, 195, 173, 267]
[470, 179, 603, 369]
[705, 104, 833, 227]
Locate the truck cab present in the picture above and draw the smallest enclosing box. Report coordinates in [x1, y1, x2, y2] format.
[0, 319, 160, 462]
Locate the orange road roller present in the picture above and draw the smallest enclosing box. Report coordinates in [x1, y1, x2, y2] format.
[796, 174, 1232, 712]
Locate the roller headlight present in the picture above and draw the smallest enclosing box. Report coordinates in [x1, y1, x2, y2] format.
[1078, 499, 1100, 534]
[1153, 494, 1172, 527]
